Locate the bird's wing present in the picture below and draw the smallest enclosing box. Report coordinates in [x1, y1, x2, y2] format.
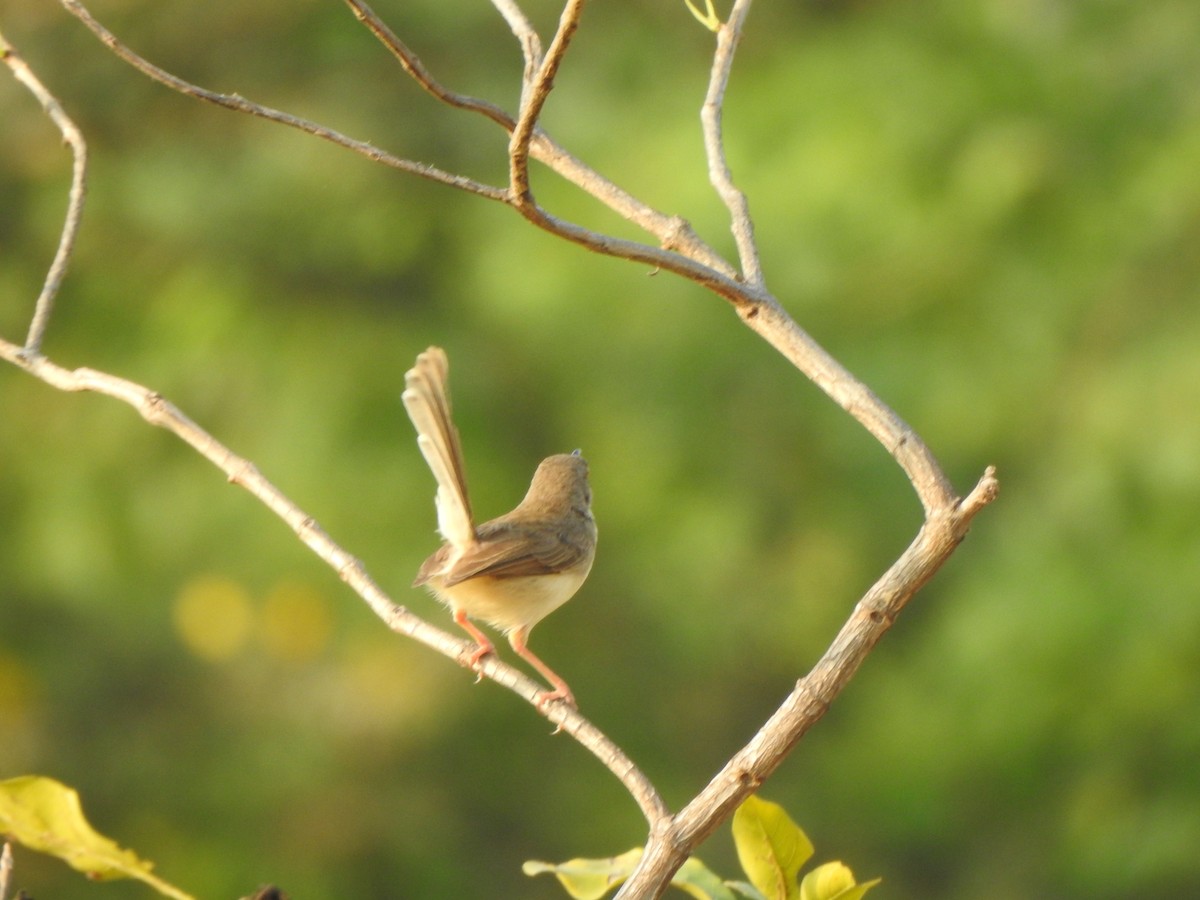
[440, 519, 589, 586]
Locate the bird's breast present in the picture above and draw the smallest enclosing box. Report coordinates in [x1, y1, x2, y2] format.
[426, 564, 592, 633]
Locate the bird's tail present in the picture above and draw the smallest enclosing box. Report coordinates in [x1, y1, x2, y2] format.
[402, 346, 475, 547]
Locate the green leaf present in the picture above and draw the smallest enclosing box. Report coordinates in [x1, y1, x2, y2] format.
[731, 795, 813, 900]
[0, 776, 193, 900]
[523, 848, 643, 899]
[799, 861, 881, 900]
[672, 857, 740, 900]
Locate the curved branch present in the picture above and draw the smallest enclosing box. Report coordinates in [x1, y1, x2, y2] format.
[489, 0, 544, 94]
[59, 0, 507, 201]
[338, 0, 735, 276]
[342, 0, 516, 131]
[701, 0, 762, 286]
[330, 0, 953, 516]
[738, 298, 957, 515]
[0, 28, 87, 354]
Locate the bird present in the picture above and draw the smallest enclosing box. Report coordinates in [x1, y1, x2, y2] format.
[401, 347, 596, 708]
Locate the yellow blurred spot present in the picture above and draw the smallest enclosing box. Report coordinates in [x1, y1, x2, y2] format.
[259, 580, 332, 663]
[332, 634, 447, 735]
[173, 575, 253, 661]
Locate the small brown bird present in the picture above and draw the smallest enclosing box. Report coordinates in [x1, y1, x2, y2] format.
[402, 347, 596, 708]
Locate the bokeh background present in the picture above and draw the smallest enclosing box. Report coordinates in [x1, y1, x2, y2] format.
[3, 0, 1199, 897]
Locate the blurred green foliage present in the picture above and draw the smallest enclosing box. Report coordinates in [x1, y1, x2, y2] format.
[2, 0, 1199, 898]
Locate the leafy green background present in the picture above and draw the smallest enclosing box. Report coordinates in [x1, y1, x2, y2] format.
[3, 1, 1199, 898]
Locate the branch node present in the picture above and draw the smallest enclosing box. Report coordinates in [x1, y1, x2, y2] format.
[734, 768, 764, 791]
[660, 215, 697, 252]
[139, 391, 168, 422]
[335, 553, 365, 583]
[226, 458, 259, 487]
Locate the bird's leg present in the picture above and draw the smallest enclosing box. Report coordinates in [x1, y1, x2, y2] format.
[508, 625, 576, 710]
[453, 609, 495, 682]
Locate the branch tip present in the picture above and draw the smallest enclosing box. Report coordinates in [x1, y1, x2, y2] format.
[959, 466, 1000, 517]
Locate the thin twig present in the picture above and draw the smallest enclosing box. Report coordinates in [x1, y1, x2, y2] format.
[701, 0, 763, 286]
[509, 0, 587, 203]
[57, 0, 507, 201]
[346, 0, 735, 273]
[489, 0, 544, 95]
[344, 0, 721, 273]
[0, 28, 87, 354]
[524, 135, 739, 277]
[341, 0, 515, 131]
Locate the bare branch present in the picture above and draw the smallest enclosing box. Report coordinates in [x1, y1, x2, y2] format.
[617, 466, 999, 897]
[489, 0, 544, 93]
[509, 0, 587, 203]
[59, 0, 731, 279]
[58, 0, 507, 201]
[525, 135, 739, 277]
[737, 298, 958, 516]
[0, 28, 87, 353]
[341, 0, 515, 131]
[341, 0, 734, 273]
[701, 0, 763, 286]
